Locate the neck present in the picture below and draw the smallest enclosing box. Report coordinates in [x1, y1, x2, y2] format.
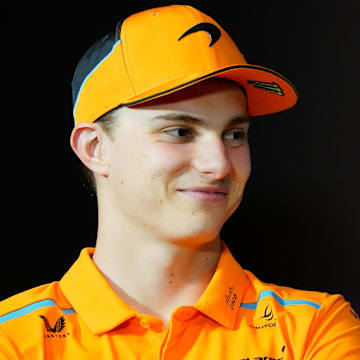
[92, 219, 222, 326]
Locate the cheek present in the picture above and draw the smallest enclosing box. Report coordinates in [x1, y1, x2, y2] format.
[115, 140, 191, 195]
[145, 142, 189, 170]
[232, 147, 251, 181]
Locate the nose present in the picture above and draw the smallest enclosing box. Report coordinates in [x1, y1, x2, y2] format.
[191, 135, 231, 180]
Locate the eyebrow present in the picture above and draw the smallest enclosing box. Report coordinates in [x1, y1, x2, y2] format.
[149, 112, 250, 127]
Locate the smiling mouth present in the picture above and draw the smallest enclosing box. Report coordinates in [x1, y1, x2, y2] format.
[178, 186, 228, 194]
[178, 189, 227, 201]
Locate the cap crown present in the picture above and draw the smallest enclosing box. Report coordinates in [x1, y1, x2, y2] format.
[72, 5, 297, 124]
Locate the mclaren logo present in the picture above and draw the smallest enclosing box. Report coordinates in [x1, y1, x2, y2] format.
[40, 315, 70, 338]
[247, 80, 284, 96]
[260, 305, 274, 321]
[249, 304, 277, 330]
[178, 22, 221, 47]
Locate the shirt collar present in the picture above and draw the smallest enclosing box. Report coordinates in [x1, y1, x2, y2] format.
[60, 241, 248, 334]
[194, 241, 249, 329]
[60, 248, 137, 335]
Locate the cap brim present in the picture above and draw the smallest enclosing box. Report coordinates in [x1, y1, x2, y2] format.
[122, 64, 298, 117]
[216, 64, 298, 116]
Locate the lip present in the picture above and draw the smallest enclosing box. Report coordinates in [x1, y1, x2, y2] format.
[178, 186, 228, 194]
[177, 186, 228, 201]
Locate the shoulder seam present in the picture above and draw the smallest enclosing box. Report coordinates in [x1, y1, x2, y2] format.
[0, 299, 75, 325]
[240, 290, 322, 310]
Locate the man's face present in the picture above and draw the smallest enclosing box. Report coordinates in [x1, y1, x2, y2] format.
[99, 78, 251, 245]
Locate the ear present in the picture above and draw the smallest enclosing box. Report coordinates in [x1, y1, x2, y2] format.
[70, 123, 110, 177]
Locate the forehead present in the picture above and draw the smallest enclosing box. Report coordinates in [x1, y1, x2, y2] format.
[133, 78, 247, 109]
[104, 78, 250, 133]
[120, 78, 248, 124]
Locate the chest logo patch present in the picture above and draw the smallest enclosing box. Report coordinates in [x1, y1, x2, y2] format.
[39, 315, 70, 338]
[249, 304, 277, 330]
[260, 305, 274, 321]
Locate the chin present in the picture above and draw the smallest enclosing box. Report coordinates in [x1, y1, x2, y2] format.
[164, 221, 223, 245]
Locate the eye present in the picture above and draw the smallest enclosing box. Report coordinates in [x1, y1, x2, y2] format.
[164, 127, 193, 138]
[223, 129, 247, 145]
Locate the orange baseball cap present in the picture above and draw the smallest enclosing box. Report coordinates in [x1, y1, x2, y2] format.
[72, 5, 298, 125]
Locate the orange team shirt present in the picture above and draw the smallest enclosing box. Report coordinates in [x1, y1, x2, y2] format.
[0, 242, 359, 359]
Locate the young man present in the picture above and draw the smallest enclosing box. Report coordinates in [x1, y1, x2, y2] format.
[1, 4, 359, 359]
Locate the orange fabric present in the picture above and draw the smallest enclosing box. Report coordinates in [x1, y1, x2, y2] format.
[1, 242, 359, 359]
[73, 5, 298, 124]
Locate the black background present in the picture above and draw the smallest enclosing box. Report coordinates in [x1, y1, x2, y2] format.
[3, 1, 360, 312]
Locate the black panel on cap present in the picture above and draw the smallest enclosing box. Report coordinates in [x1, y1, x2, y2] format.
[71, 19, 124, 107]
